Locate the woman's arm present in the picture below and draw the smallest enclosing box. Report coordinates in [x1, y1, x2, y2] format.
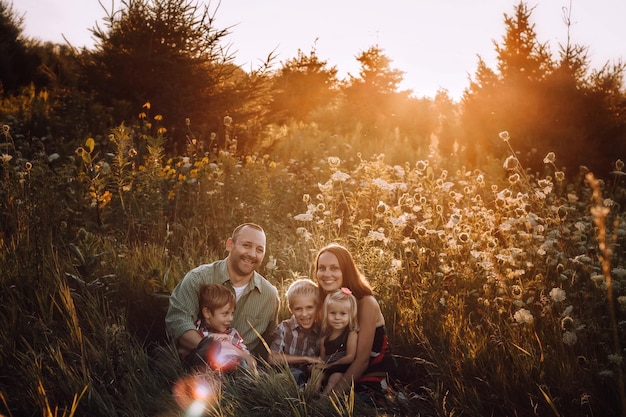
[332, 296, 381, 392]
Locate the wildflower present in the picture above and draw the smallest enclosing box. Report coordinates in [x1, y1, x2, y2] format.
[414, 226, 427, 237]
[223, 115, 233, 126]
[330, 170, 350, 182]
[613, 268, 626, 279]
[511, 285, 523, 299]
[514, 308, 534, 325]
[293, 213, 314, 222]
[368, 230, 388, 243]
[415, 160, 428, 171]
[327, 156, 341, 168]
[563, 331, 577, 346]
[615, 159, 624, 171]
[318, 180, 333, 193]
[550, 287, 566, 302]
[554, 171, 565, 182]
[458, 232, 470, 243]
[154, 114, 163, 121]
[561, 316, 575, 331]
[266, 256, 278, 271]
[503, 156, 518, 170]
[608, 354, 623, 366]
[562, 305, 573, 317]
[543, 152, 556, 164]
[499, 131, 510, 142]
[591, 274, 606, 289]
[508, 173, 520, 184]
[302, 194, 310, 203]
[390, 258, 403, 272]
[185, 118, 191, 126]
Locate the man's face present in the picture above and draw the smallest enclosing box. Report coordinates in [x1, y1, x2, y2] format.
[226, 226, 266, 278]
[289, 294, 318, 330]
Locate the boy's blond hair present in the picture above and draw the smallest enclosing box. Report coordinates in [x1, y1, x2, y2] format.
[285, 278, 319, 308]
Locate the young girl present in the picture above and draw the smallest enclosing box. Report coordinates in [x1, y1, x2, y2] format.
[318, 287, 359, 395]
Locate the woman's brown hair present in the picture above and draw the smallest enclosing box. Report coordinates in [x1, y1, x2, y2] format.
[313, 243, 373, 301]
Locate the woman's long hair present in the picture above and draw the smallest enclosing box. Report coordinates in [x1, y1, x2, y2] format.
[313, 243, 373, 302]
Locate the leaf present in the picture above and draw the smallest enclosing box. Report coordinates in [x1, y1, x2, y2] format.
[85, 137, 95, 153]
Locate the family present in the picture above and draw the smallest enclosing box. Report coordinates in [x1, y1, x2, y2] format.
[165, 222, 398, 399]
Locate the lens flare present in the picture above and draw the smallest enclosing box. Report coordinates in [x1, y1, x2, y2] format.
[173, 374, 221, 416]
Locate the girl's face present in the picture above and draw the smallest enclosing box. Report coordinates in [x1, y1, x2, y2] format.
[202, 303, 234, 333]
[316, 251, 343, 293]
[326, 300, 350, 331]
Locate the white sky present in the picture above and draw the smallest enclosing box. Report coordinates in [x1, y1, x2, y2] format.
[14, 0, 626, 100]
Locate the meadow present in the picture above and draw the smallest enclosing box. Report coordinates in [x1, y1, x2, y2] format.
[1, 118, 625, 417]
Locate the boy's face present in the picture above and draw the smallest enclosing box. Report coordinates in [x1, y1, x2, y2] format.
[289, 294, 318, 330]
[202, 304, 235, 333]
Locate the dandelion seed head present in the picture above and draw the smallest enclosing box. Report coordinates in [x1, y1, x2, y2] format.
[563, 330, 577, 346]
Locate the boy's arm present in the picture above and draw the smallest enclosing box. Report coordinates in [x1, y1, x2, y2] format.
[267, 322, 322, 365]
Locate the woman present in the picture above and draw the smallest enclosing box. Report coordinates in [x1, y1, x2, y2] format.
[313, 243, 398, 400]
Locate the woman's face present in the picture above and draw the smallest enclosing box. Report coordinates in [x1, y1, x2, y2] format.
[316, 251, 343, 293]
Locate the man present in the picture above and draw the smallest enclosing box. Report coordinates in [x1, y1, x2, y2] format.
[165, 223, 279, 363]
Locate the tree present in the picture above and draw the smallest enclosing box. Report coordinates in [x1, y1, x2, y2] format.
[83, 0, 253, 152]
[460, 1, 626, 176]
[269, 46, 339, 124]
[341, 45, 408, 135]
[0, 0, 40, 94]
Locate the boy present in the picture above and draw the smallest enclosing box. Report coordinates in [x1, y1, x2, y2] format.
[192, 283, 257, 372]
[269, 278, 323, 385]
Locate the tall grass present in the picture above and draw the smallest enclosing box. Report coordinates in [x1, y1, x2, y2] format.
[0, 119, 625, 416]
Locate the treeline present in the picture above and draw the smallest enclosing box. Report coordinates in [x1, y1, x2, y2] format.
[1, 0, 625, 176]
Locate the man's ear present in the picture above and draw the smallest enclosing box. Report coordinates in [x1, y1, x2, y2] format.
[225, 237, 233, 252]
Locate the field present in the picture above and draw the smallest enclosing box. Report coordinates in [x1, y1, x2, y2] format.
[1, 121, 625, 417]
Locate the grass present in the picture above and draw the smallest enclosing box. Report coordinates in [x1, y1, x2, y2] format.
[0, 120, 625, 416]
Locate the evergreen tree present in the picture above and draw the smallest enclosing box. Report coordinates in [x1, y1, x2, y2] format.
[82, 0, 270, 152]
[0, 0, 40, 94]
[460, 1, 626, 176]
[269, 47, 339, 124]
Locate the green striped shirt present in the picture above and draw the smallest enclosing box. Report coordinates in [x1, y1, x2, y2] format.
[166, 258, 279, 354]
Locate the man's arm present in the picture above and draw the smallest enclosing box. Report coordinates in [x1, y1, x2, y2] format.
[165, 268, 204, 356]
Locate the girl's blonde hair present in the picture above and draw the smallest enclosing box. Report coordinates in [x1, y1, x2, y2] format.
[321, 288, 359, 336]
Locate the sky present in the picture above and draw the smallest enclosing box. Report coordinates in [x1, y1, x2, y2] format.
[14, 0, 626, 100]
